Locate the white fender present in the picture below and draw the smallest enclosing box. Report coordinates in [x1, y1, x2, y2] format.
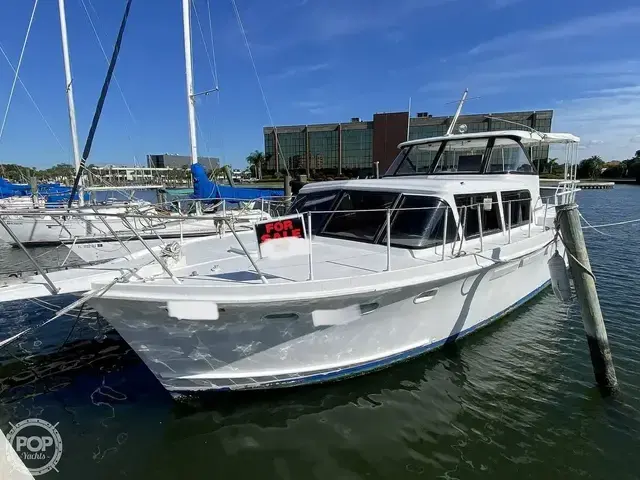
[548, 250, 572, 304]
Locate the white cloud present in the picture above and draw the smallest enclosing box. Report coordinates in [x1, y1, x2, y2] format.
[553, 93, 640, 160]
[294, 100, 323, 108]
[267, 63, 329, 80]
[469, 7, 640, 54]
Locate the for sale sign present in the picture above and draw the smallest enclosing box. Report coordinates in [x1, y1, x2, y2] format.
[254, 214, 308, 259]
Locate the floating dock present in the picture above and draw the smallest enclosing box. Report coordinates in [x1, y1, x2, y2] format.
[579, 182, 615, 190]
[540, 179, 614, 190]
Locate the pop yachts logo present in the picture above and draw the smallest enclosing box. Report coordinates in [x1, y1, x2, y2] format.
[6, 418, 63, 476]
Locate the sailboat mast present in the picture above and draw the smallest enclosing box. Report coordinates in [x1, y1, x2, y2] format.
[446, 88, 468, 136]
[57, 0, 84, 206]
[182, 0, 199, 167]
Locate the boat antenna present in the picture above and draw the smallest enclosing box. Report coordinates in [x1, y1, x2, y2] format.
[484, 115, 545, 136]
[486, 115, 548, 172]
[406, 96, 411, 141]
[445, 88, 468, 136]
[67, 0, 133, 208]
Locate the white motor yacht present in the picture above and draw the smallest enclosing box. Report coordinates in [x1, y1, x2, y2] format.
[0, 130, 579, 393]
[40, 129, 576, 393]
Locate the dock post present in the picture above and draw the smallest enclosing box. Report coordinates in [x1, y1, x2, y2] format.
[556, 203, 618, 393]
[30, 176, 38, 207]
[284, 174, 292, 203]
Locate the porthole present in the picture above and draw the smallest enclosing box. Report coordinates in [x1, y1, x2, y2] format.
[414, 289, 438, 304]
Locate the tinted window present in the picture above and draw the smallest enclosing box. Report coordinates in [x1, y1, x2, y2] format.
[433, 138, 488, 173]
[386, 143, 442, 176]
[323, 190, 398, 241]
[487, 139, 534, 173]
[501, 190, 532, 227]
[454, 193, 502, 239]
[382, 195, 458, 248]
[288, 190, 338, 233]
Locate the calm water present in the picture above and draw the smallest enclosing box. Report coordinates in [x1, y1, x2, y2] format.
[1, 186, 639, 479]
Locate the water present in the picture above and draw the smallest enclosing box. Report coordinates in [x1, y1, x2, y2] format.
[1, 186, 639, 479]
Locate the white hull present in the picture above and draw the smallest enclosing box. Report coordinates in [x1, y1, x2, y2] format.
[89, 230, 561, 392]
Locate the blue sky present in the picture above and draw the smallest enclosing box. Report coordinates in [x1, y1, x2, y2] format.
[0, 0, 639, 169]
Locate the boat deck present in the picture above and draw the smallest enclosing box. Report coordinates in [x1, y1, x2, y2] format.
[129, 224, 547, 289]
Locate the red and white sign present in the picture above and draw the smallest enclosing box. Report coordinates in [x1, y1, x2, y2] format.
[254, 214, 308, 259]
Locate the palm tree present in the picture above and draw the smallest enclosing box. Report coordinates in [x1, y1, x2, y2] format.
[547, 157, 558, 174]
[246, 150, 265, 180]
[577, 155, 604, 180]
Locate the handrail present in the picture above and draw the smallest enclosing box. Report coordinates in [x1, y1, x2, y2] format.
[91, 206, 134, 257]
[441, 206, 448, 261]
[386, 208, 392, 271]
[306, 213, 314, 281]
[223, 217, 268, 284]
[0, 217, 60, 294]
[119, 217, 182, 285]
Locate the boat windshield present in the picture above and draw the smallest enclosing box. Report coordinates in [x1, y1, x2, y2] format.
[389, 142, 443, 175]
[287, 190, 339, 233]
[289, 188, 457, 249]
[486, 138, 534, 173]
[323, 190, 398, 241]
[385, 136, 535, 176]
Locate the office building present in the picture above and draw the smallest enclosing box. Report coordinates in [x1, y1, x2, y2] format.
[263, 110, 553, 176]
[146, 154, 220, 171]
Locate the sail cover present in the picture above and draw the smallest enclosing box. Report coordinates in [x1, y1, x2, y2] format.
[191, 164, 283, 201]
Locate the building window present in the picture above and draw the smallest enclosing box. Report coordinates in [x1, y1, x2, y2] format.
[323, 190, 398, 242]
[383, 195, 458, 249]
[309, 130, 338, 171]
[341, 128, 373, 172]
[454, 193, 502, 239]
[501, 190, 532, 227]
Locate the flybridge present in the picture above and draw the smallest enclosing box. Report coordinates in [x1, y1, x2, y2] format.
[386, 130, 580, 177]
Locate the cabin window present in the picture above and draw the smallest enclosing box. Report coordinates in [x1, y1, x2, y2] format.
[382, 195, 458, 248]
[501, 190, 532, 227]
[323, 190, 398, 241]
[387, 143, 443, 175]
[433, 138, 488, 174]
[288, 190, 339, 233]
[454, 193, 501, 239]
[487, 138, 535, 174]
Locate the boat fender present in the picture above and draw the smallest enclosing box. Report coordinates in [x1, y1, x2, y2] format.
[548, 250, 571, 304]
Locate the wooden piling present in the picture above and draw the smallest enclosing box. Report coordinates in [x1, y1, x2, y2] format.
[30, 176, 38, 207]
[556, 203, 618, 392]
[284, 174, 292, 201]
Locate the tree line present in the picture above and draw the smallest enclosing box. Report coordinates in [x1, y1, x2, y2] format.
[577, 150, 640, 181]
[0, 163, 76, 183]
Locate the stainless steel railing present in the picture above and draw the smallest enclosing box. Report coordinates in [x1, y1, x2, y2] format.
[0, 188, 575, 293]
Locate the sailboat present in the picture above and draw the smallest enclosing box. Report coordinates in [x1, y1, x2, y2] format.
[0, 0, 279, 253]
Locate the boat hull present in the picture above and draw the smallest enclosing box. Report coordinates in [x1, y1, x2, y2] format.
[89, 241, 560, 393]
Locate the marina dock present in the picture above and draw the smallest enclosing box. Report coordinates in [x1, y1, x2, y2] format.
[540, 179, 615, 189]
[579, 182, 615, 189]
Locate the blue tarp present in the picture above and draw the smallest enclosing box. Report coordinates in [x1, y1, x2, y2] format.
[191, 164, 283, 202]
[0, 177, 87, 203]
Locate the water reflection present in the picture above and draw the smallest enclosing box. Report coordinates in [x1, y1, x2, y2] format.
[0, 187, 639, 479]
